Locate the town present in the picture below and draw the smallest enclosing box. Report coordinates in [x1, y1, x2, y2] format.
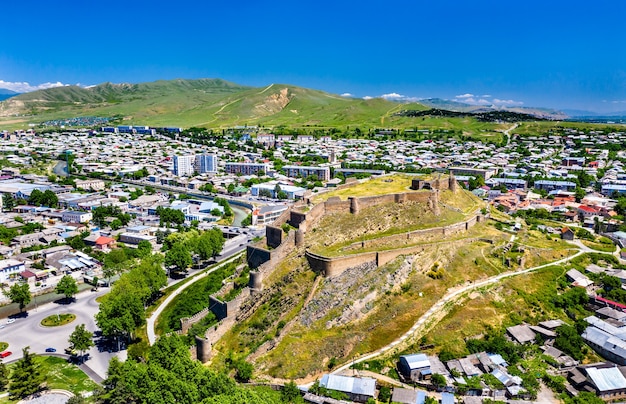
[0, 122, 626, 404]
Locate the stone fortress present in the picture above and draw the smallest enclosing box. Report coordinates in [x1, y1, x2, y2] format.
[193, 173, 486, 362]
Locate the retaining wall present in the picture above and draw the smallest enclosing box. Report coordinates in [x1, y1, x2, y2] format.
[305, 214, 484, 278]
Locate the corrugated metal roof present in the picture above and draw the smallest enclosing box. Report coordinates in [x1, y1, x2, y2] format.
[586, 316, 626, 340]
[441, 392, 455, 404]
[587, 366, 626, 392]
[488, 354, 507, 366]
[401, 353, 430, 370]
[319, 374, 376, 397]
[492, 368, 511, 385]
[582, 326, 626, 360]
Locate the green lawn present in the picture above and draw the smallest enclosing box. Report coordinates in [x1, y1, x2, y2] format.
[0, 356, 98, 403]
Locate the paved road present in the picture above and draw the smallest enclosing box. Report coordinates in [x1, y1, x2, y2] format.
[0, 287, 116, 381]
[331, 249, 587, 375]
[146, 251, 245, 345]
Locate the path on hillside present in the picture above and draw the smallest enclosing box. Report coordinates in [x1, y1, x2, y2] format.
[146, 253, 243, 345]
[503, 123, 518, 146]
[330, 248, 586, 375]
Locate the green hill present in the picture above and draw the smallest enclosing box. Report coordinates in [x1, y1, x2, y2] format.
[0, 78, 523, 134]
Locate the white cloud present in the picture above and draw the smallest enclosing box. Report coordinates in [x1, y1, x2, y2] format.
[363, 96, 374, 100]
[492, 98, 524, 107]
[455, 93, 474, 99]
[340, 92, 354, 97]
[0, 80, 71, 93]
[381, 92, 405, 100]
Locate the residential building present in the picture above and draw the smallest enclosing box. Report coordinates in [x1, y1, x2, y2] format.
[195, 154, 218, 173]
[450, 167, 497, 179]
[318, 374, 376, 403]
[250, 183, 306, 199]
[74, 179, 105, 191]
[568, 364, 626, 401]
[61, 210, 93, 223]
[0, 259, 25, 282]
[283, 165, 330, 181]
[119, 232, 157, 248]
[533, 180, 577, 192]
[252, 205, 288, 225]
[398, 353, 431, 381]
[225, 162, 269, 176]
[173, 155, 195, 177]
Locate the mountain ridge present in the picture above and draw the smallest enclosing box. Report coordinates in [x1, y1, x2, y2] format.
[0, 78, 567, 128]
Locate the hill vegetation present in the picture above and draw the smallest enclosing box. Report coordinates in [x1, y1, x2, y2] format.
[0, 78, 559, 132]
[395, 108, 549, 123]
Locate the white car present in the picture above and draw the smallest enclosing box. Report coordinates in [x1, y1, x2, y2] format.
[6, 319, 15, 324]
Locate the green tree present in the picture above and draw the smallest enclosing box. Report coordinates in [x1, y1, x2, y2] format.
[241, 214, 252, 227]
[164, 242, 192, 271]
[277, 190, 288, 200]
[109, 218, 122, 230]
[431, 373, 447, 389]
[55, 275, 78, 302]
[0, 361, 8, 391]
[564, 391, 605, 404]
[69, 324, 94, 363]
[554, 324, 585, 361]
[96, 292, 144, 348]
[281, 381, 302, 403]
[9, 347, 45, 399]
[4, 283, 31, 312]
[2, 194, 15, 212]
[234, 360, 253, 382]
[136, 240, 153, 258]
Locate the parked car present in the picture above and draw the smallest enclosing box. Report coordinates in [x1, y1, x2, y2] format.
[6, 319, 15, 324]
[45, 347, 56, 353]
[0, 351, 11, 358]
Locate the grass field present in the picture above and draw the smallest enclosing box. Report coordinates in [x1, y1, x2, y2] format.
[309, 174, 425, 203]
[0, 356, 98, 403]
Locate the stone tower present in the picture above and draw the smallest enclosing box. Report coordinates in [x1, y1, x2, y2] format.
[449, 172, 458, 192]
[195, 335, 212, 363]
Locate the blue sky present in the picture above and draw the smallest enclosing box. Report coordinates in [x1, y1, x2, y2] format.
[1, 0, 625, 113]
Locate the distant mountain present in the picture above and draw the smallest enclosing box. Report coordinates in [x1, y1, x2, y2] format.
[417, 98, 484, 112]
[418, 98, 567, 120]
[0, 78, 569, 128]
[0, 88, 19, 101]
[563, 109, 626, 118]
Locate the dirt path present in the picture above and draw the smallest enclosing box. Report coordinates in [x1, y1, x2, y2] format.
[330, 249, 587, 375]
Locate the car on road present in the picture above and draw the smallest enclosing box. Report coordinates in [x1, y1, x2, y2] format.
[6, 319, 15, 324]
[0, 351, 11, 358]
[45, 347, 56, 353]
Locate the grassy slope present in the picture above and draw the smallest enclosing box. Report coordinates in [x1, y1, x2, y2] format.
[211, 188, 572, 380]
[0, 79, 508, 134]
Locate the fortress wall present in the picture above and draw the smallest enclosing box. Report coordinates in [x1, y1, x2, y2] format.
[405, 192, 434, 203]
[272, 207, 293, 227]
[306, 214, 484, 278]
[445, 221, 467, 236]
[257, 230, 296, 276]
[303, 202, 326, 227]
[266, 226, 283, 249]
[305, 250, 378, 278]
[323, 197, 352, 214]
[180, 307, 211, 334]
[376, 245, 427, 267]
[246, 246, 272, 269]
